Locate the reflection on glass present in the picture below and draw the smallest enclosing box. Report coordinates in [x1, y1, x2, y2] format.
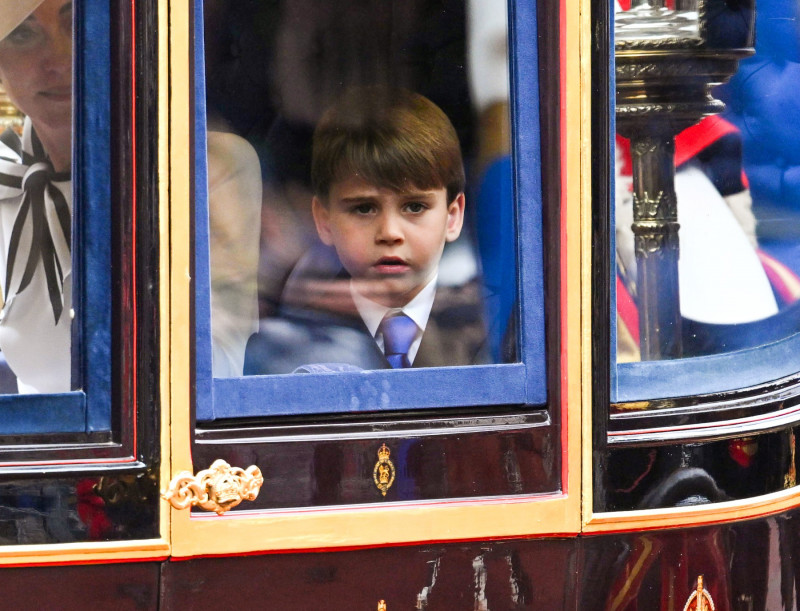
[205, 0, 517, 377]
[612, 0, 800, 368]
[0, 0, 73, 394]
[615, 0, 700, 44]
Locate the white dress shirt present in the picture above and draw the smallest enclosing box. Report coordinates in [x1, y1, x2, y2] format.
[350, 275, 437, 365]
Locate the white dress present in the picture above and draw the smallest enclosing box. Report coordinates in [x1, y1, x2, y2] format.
[0, 118, 71, 393]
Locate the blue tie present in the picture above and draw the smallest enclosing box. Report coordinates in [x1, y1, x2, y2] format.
[380, 313, 417, 369]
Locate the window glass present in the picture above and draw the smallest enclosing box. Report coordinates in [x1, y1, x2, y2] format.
[0, 1, 74, 396]
[196, 0, 541, 421]
[0, 0, 158, 545]
[611, 0, 800, 401]
[0, 0, 113, 434]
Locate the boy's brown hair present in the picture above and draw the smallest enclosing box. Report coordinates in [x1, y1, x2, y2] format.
[311, 86, 465, 203]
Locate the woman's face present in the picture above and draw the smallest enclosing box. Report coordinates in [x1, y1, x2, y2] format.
[0, 0, 72, 133]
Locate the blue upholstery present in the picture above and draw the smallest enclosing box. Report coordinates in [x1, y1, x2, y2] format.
[474, 155, 515, 362]
[719, 0, 800, 242]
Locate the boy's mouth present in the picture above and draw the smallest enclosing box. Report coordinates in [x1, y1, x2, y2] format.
[373, 257, 410, 274]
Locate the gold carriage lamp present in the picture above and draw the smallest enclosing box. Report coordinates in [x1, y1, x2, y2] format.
[161, 459, 264, 515]
[615, 0, 755, 360]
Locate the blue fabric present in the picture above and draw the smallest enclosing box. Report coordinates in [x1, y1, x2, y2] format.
[380, 313, 417, 369]
[474, 156, 515, 362]
[718, 0, 800, 239]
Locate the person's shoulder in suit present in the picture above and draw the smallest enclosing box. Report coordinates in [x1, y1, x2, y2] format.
[414, 279, 490, 368]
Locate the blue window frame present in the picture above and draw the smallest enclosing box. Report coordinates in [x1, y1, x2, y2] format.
[0, 0, 112, 434]
[193, 0, 547, 420]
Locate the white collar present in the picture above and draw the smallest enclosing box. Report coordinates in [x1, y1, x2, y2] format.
[350, 274, 437, 338]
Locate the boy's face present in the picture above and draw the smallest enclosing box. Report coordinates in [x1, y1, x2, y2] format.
[312, 175, 465, 308]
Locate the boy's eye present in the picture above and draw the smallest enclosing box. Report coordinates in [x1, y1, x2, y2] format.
[351, 203, 376, 215]
[404, 202, 427, 214]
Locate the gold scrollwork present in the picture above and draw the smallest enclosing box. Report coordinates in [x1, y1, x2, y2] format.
[373, 444, 396, 497]
[631, 138, 660, 158]
[96, 468, 159, 506]
[785, 431, 796, 489]
[634, 234, 667, 258]
[683, 575, 715, 611]
[633, 191, 669, 219]
[616, 36, 704, 51]
[377, 600, 387, 611]
[161, 459, 264, 515]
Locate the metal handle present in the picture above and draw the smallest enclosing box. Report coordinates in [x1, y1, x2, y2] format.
[161, 459, 264, 515]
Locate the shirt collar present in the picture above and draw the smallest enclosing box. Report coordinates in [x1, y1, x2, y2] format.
[350, 274, 437, 338]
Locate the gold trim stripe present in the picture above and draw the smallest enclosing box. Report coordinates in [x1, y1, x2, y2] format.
[0, 539, 170, 566]
[586, 485, 800, 533]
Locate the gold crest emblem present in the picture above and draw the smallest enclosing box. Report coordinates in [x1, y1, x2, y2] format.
[373, 444, 396, 497]
[683, 575, 715, 611]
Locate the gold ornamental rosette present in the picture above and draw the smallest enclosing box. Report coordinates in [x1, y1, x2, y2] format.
[162, 459, 264, 515]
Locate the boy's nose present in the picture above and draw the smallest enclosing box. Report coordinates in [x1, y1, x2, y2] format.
[376, 213, 404, 244]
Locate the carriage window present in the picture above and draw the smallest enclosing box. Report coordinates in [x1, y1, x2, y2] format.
[195, 0, 547, 420]
[611, 0, 800, 402]
[0, 0, 112, 434]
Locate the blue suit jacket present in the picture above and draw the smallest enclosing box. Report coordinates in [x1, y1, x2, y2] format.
[244, 268, 490, 375]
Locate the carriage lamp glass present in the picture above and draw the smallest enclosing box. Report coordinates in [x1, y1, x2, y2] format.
[614, 0, 755, 362]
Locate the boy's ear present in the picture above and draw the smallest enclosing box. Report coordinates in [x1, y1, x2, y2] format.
[312, 196, 335, 246]
[445, 192, 466, 242]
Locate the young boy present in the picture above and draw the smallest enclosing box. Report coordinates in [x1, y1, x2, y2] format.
[303, 86, 487, 369]
[244, 86, 488, 373]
